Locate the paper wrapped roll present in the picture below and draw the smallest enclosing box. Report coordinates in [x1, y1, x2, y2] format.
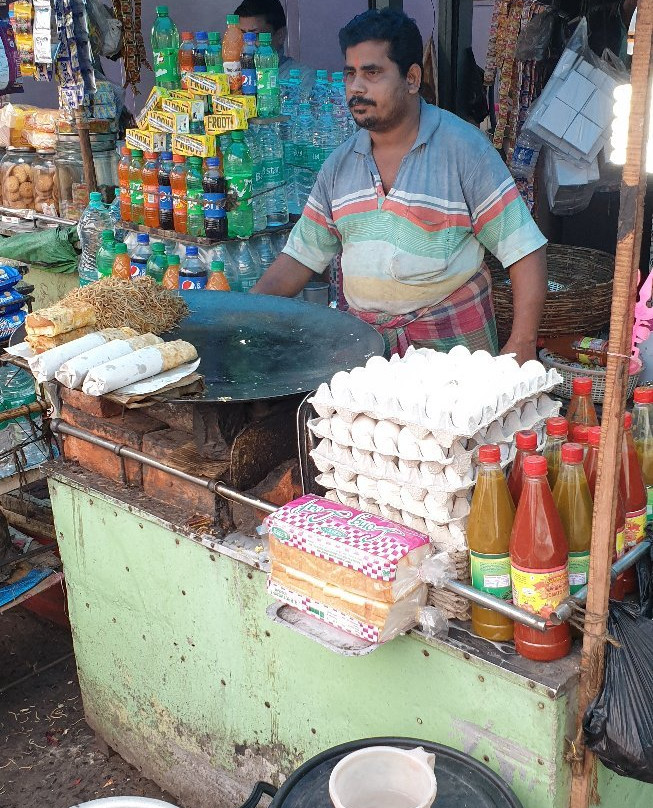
[28, 328, 138, 383]
[82, 340, 198, 396]
[26, 302, 96, 337]
[55, 334, 164, 389]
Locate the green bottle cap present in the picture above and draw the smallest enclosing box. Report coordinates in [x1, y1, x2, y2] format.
[156, 6, 169, 15]
[259, 32, 271, 43]
[131, 149, 143, 157]
[210, 260, 225, 272]
[101, 229, 113, 240]
[208, 32, 220, 44]
[317, 69, 328, 79]
[114, 243, 128, 254]
[226, 15, 239, 25]
[89, 191, 103, 203]
[152, 243, 166, 254]
[167, 254, 180, 266]
[231, 131, 244, 141]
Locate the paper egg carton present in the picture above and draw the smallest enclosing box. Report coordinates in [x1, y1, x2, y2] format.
[310, 346, 563, 447]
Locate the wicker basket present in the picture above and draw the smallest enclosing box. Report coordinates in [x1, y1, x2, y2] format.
[486, 244, 614, 346]
[539, 349, 642, 403]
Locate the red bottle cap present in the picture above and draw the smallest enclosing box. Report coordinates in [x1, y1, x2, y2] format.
[572, 423, 589, 444]
[144, 151, 157, 160]
[121, 145, 130, 155]
[588, 426, 602, 447]
[478, 444, 501, 463]
[572, 377, 593, 395]
[624, 411, 633, 429]
[173, 154, 186, 163]
[546, 417, 568, 437]
[634, 386, 653, 404]
[515, 429, 537, 450]
[523, 455, 548, 477]
[182, 31, 193, 40]
[561, 442, 584, 463]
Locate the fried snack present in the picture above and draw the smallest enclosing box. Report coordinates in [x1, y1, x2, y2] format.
[25, 325, 96, 353]
[26, 301, 96, 337]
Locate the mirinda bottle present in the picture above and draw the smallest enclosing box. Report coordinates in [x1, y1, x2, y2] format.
[510, 455, 571, 662]
[508, 430, 538, 506]
[118, 146, 132, 222]
[170, 154, 188, 234]
[142, 152, 160, 228]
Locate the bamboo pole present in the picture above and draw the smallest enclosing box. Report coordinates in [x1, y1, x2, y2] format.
[569, 4, 653, 806]
[75, 107, 98, 194]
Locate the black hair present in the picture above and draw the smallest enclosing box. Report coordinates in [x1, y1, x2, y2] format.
[233, 0, 286, 32]
[338, 9, 423, 78]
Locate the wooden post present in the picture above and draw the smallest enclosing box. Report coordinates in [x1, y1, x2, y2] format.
[570, 3, 653, 806]
[75, 107, 98, 194]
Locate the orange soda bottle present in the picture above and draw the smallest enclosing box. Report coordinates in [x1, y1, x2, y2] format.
[111, 243, 131, 280]
[118, 146, 131, 222]
[206, 260, 231, 290]
[223, 15, 244, 93]
[170, 154, 188, 234]
[142, 152, 160, 228]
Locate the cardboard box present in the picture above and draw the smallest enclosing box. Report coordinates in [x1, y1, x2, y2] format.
[172, 133, 217, 157]
[204, 111, 247, 135]
[147, 110, 190, 134]
[126, 128, 171, 153]
[185, 71, 230, 97]
[223, 94, 258, 119]
[134, 86, 170, 128]
[162, 96, 206, 122]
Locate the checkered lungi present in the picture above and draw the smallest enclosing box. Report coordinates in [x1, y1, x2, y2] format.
[348, 264, 499, 358]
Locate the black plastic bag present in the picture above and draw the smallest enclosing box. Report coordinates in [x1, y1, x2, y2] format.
[584, 552, 653, 782]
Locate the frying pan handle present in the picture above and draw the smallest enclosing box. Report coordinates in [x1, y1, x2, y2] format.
[240, 781, 277, 808]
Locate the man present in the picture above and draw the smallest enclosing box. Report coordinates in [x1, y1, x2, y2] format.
[234, 0, 315, 95]
[253, 9, 548, 365]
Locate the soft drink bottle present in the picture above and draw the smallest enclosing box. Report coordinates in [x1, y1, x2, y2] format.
[170, 154, 188, 234]
[194, 31, 209, 70]
[207, 32, 223, 72]
[158, 151, 174, 231]
[224, 131, 254, 238]
[77, 192, 114, 285]
[130, 233, 151, 278]
[129, 149, 145, 225]
[147, 242, 168, 284]
[186, 156, 205, 237]
[309, 69, 329, 114]
[109, 187, 127, 242]
[151, 6, 180, 89]
[210, 243, 240, 291]
[203, 157, 227, 241]
[112, 242, 131, 280]
[255, 32, 280, 117]
[233, 239, 259, 291]
[179, 32, 194, 74]
[243, 125, 267, 233]
[162, 254, 180, 289]
[179, 245, 207, 290]
[206, 260, 231, 291]
[259, 123, 288, 227]
[118, 146, 132, 222]
[96, 230, 116, 279]
[142, 152, 160, 228]
[223, 15, 243, 94]
[241, 32, 257, 96]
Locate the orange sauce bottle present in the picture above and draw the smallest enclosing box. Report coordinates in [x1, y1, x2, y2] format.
[621, 411, 647, 594]
[632, 386, 653, 524]
[508, 430, 538, 506]
[543, 416, 568, 490]
[566, 377, 599, 427]
[553, 443, 592, 596]
[571, 423, 589, 459]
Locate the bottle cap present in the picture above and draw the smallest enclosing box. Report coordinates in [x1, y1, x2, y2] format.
[114, 243, 128, 254]
[167, 254, 180, 265]
[194, 66, 207, 73]
[131, 148, 143, 157]
[173, 153, 186, 163]
[546, 416, 568, 437]
[137, 233, 150, 244]
[161, 151, 173, 160]
[89, 191, 103, 203]
[317, 69, 328, 79]
[196, 31, 208, 40]
[259, 32, 272, 43]
[523, 455, 548, 478]
[478, 444, 501, 464]
[211, 260, 225, 272]
[244, 32, 257, 43]
[588, 426, 602, 447]
[188, 156, 203, 166]
[181, 31, 193, 41]
[208, 32, 220, 43]
[101, 229, 113, 239]
[231, 131, 244, 140]
[634, 386, 653, 404]
[624, 411, 633, 429]
[515, 429, 537, 450]
[156, 6, 169, 15]
[572, 423, 589, 444]
[573, 377, 593, 395]
[226, 14, 239, 24]
[186, 246, 199, 256]
[206, 157, 220, 167]
[152, 243, 166, 254]
[144, 151, 157, 160]
[561, 443, 584, 463]
[121, 145, 130, 156]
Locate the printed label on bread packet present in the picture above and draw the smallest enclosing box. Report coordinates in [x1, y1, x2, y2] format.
[625, 507, 646, 550]
[568, 551, 590, 595]
[470, 551, 511, 600]
[511, 563, 569, 618]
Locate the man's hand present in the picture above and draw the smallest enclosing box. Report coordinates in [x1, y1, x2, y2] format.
[502, 245, 547, 365]
[251, 253, 315, 297]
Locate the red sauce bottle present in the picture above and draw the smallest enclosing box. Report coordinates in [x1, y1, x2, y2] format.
[508, 430, 538, 506]
[566, 377, 599, 427]
[585, 426, 625, 600]
[510, 455, 571, 661]
[621, 411, 647, 594]
[571, 423, 589, 459]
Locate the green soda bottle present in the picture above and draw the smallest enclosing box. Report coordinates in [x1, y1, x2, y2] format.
[255, 32, 280, 117]
[147, 242, 168, 284]
[96, 230, 116, 278]
[224, 131, 253, 238]
[186, 157, 205, 237]
[151, 6, 180, 89]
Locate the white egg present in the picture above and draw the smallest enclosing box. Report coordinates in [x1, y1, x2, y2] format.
[350, 413, 377, 451]
[356, 474, 378, 501]
[419, 435, 447, 463]
[330, 414, 353, 446]
[330, 371, 353, 405]
[521, 359, 547, 391]
[448, 344, 472, 364]
[397, 426, 421, 459]
[374, 419, 401, 454]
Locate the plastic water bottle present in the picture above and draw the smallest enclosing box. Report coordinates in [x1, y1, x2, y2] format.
[179, 245, 207, 289]
[96, 230, 116, 279]
[259, 124, 288, 227]
[255, 32, 280, 117]
[291, 103, 316, 213]
[77, 191, 114, 286]
[279, 76, 301, 217]
[233, 239, 260, 292]
[314, 102, 338, 165]
[309, 70, 329, 114]
[252, 233, 276, 276]
[224, 131, 254, 238]
[0, 367, 47, 472]
[151, 5, 180, 89]
[109, 187, 127, 242]
[130, 233, 151, 279]
[206, 32, 223, 72]
[330, 72, 353, 143]
[243, 125, 267, 234]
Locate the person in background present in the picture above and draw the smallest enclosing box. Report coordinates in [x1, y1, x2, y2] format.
[234, 0, 315, 94]
[252, 9, 548, 364]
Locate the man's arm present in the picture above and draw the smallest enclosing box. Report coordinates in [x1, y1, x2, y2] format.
[500, 245, 547, 365]
[251, 253, 316, 297]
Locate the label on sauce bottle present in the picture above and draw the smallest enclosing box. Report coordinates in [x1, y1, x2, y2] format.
[470, 552, 511, 600]
[568, 552, 590, 595]
[647, 487, 653, 522]
[615, 525, 626, 558]
[625, 507, 646, 550]
[510, 563, 569, 618]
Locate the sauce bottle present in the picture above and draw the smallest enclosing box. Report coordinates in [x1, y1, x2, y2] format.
[621, 411, 647, 594]
[553, 443, 592, 596]
[142, 152, 160, 229]
[467, 444, 515, 642]
[632, 386, 653, 523]
[508, 430, 538, 505]
[111, 242, 131, 280]
[170, 154, 188, 234]
[537, 335, 609, 367]
[543, 417, 568, 490]
[223, 15, 243, 94]
[585, 426, 626, 600]
[206, 260, 231, 291]
[510, 455, 571, 661]
[571, 423, 589, 459]
[118, 146, 131, 222]
[566, 377, 599, 427]
[129, 149, 145, 226]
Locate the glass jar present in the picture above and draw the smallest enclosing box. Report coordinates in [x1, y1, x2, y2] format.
[33, 149, 59, 216]
[56, 133, 119, 220]
[0, 147, 36, 211]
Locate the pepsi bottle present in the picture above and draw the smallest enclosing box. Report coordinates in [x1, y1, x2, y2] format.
[179, 245, 208, 290]
[158, 151, 174, 230]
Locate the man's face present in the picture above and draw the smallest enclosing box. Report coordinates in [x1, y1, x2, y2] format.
[238, 15, 285, 51]
[343, 40, 413, 133]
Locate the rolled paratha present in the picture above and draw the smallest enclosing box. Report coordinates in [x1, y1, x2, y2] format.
[26, 325, 96, 354]
[26, 302, 96, 337]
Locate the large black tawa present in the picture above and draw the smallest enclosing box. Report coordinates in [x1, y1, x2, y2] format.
[165, 291, 384, 402]
[239, 737, 523, 808]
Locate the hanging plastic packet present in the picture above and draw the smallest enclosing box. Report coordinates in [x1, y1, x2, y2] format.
[0, 17, 24, 95]
[12, 1, 32, 35]
[0, 287, 27, 315]
[33, 0, 53, 66]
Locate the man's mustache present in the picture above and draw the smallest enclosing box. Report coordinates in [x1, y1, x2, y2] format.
[348, 97, 376, 108]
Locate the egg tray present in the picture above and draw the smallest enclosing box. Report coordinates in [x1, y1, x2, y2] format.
[429, 585, 471, 622]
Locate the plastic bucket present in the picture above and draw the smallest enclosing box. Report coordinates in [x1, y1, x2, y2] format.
[328, 746, 437, 808]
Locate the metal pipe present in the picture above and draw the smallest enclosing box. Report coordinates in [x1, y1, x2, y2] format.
[551, 540, 652, 625]
[0, 401, 47, 425]
[51, 419, 552, 631]
[0, 205, 77, 227]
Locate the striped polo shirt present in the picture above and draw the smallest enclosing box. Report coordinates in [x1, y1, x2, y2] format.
[283, 100, 547, 315]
